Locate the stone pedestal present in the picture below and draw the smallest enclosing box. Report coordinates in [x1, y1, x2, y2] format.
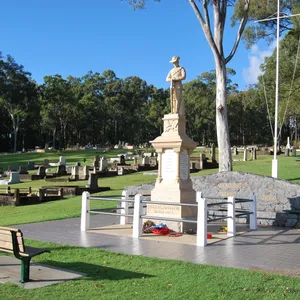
[148, 113, 198, 232]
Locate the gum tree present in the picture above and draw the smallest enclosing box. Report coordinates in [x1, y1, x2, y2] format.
[124, 0, 297, 171]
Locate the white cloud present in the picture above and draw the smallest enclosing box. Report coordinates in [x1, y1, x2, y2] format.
[242, 41, 276, 85]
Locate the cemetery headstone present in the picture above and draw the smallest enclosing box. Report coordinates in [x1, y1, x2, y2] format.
[199, 154, 206, 170]
[119, 155, 126, 165]
[57, 165, 67, 175]
[211, 143, 216, 161]
[19, 166, 28, 174]
[284, 149, 289, 157]
[87, 173, 98, 189]
[99, 157, 108, 172]
[71, 166, 79, 180]
[37, 166, 46, 177]
[8, 172, 20, 184]
[27, 162, 35, 170]
[118, 167, 125, 176]
[93, 160, 99, 168]
[7, 166, 18, 172]
[83, 166, 89, 179]
[243, 148, 248, 161]
[43, 159, 50, 167]
[233, 147, 238, 155]
[58, 156, 66, 166]
[142, 156, 150, 166]
[292, 148, 296, 157]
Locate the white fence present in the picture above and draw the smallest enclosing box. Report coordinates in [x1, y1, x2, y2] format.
[81, 191, 257, 247]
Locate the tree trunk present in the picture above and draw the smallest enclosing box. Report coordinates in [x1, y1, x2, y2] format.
[53, 128, 56, 150]
[215, 58, 232, 171]
[13, 129, 18, 153]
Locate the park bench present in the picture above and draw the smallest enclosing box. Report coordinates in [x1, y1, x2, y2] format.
[0, 226, 50, 283]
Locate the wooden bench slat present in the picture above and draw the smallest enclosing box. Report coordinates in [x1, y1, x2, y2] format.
[0, 240, 14, 250]
[0, 226, 50, 282]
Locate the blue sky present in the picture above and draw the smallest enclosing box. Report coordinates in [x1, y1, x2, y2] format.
[0, 0, 273, 90]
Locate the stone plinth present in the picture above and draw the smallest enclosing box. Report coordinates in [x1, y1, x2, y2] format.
[149, 114, 198, 232]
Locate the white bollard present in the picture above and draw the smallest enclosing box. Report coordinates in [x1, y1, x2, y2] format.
[250, 193, 257, 230]
[132, 194, 143, 238]
[81, 191, 90, 231]
[227, 196, 236, 237]
[196, 191, 207, 247]
[120, 190, 129, 225]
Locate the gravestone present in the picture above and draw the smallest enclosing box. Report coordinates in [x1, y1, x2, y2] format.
[7, 166, 18, 172]
[57, 165, 67, 175]
[211, 143, 216, 161]
[87, 173, 98, 189]
[142, 156, 150, 166]
[58, 156, 66, 166]
[43, 159, 50, 167]
[93, 160, 99, 168]
[27, 162, 35, 170]
[71, 166, 79, 180]
[133, 157, 138, 166]
[99, 157, 108, 172]
[291, 148, 296, 157]
[83, 166, 89, 179]
[37, 166, 46, 177]
[119, 155, 126, 165]
[284, 149, 289, 157]
[233, 147, 238, 155]
[19, 166, 28, 174]
[7, 172, 20, 184]
[199, 154, 206, 170]
[286, 137, 291, 149]
[243, 148, 248, 161]
[118, 167, 124, 176]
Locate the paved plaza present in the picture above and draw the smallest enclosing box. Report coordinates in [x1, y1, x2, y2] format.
[12, 215, 300, 275]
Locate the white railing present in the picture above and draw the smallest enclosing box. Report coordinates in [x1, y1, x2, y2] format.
[80, 190, 257, 247]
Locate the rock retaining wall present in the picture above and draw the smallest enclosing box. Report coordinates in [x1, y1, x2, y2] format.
[125, 172, 300, 228]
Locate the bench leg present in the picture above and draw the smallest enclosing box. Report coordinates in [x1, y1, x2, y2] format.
[20, 258, 31, 283]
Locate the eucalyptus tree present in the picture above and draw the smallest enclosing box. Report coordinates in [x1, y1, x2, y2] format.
[124, 0, 298, 171]
[257, 30, 300, 143]
[0, 53, 38, 152]
[39, 75, 76, 149]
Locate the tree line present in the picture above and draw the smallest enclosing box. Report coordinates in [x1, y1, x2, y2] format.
[1, 28, 300, 153]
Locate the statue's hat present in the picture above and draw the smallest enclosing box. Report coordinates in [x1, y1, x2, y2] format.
[170, 56, 180, 63]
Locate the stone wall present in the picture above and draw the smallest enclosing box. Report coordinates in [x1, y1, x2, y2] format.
[125, 172, 300, 228]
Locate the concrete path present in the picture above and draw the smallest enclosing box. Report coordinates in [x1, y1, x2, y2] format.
[0, 256, 85, 289]
[13, 215, 300, 275]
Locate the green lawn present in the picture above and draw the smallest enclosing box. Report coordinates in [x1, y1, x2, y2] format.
[1, 150, 300, 298]
[1, 240, 300, 300]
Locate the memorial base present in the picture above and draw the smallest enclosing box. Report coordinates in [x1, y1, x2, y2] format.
[149, 180, 196, 232]
[147, 113, 198, 233]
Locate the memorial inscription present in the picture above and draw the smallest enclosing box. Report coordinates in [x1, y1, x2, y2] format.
[180, 151, 189, 180]
[162, 149, 176, 180]
[147, 204, 180, 216]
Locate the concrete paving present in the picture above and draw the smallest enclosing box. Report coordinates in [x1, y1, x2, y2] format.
[0, 256, 85, 289]
[11, 215, 300, 276]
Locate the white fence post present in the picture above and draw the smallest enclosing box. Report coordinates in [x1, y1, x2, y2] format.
[196, 191, 207, 247]
[81, 191, 90, 231]
[250, 193, 257, 230]
[133, 194, 143, 238]
[227, 196, 236, 237]
[120, 190, 129, 225]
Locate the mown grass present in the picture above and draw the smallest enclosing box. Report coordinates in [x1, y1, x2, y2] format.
[1, 150, 300, 298]
[1, 240, 300, 300]
[1, 150, 300, 226]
